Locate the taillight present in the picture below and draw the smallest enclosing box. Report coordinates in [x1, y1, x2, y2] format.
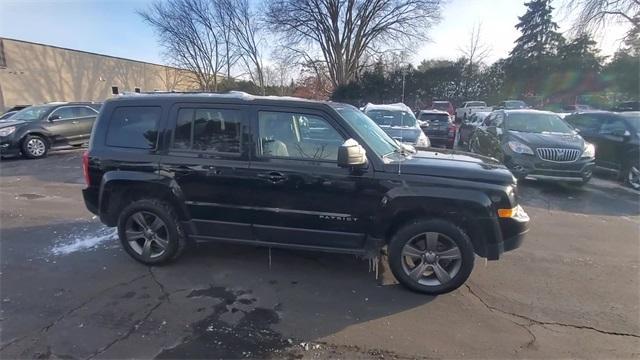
[82, 151, 90, 186]
[448, 123, 456, 136]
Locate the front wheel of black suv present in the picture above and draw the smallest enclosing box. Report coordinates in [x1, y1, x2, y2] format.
[117, 199, 186, 265]
[388, 219, 475, 295]
[622, 163, 640, 190]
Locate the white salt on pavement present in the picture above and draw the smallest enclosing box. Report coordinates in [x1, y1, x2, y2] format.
[51, 227, 118, 255]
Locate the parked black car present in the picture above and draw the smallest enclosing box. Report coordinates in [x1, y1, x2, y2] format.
[0, 102, 100, 159]
[564, 111, 640, 189]
[417, 109, 455, 148]
[82, 93, 528, 295]
[469, 110, 595, 184]
[457, 111, 490, 147]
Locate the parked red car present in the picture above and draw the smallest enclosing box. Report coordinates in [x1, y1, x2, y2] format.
[431, 101, 455, 116]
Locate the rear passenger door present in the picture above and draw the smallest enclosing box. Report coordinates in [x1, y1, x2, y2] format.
[159, 103, 255, 241]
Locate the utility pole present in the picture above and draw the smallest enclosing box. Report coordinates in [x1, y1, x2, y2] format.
[401, 68, 407, 103]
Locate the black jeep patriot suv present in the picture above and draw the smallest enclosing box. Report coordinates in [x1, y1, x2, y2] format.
[82, 93, 529, 295]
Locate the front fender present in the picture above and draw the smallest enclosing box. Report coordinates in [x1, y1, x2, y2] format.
[373, 185, 502, 258]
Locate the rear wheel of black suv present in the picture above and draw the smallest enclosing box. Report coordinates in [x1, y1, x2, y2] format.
[388, 219, 475, 295]
[117, 199, 186, 265]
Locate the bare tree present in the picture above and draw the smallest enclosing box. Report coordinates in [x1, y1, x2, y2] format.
[458, 23, 491, 72]
[562, 0, 640, 39]
[265, 0, 441, 87]
[141, 0, 249, 91]
[220, 0, 266, 94]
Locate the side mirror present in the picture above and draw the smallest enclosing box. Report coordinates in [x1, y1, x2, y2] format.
[338, 139, 368, 168]
[48, 114, 61, 121]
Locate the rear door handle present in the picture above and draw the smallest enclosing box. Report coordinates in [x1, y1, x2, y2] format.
[258, 171, 286, 183]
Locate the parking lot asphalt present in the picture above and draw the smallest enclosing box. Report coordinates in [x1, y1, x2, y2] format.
[1, 149, 639, 359]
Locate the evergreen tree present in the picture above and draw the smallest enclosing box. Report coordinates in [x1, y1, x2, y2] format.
[510, 0, 563, 60]
[505, 0, 565, 98]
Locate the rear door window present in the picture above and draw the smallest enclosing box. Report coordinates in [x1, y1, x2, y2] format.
[106, 106, 161, 149]
[171, 108, 242, 154]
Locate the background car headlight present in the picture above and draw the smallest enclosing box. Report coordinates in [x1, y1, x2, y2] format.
[0, 126, 16, 137]
[416, 132, 430, 147]
[582, 142, 595, 158]
[507, 141, 533, 155]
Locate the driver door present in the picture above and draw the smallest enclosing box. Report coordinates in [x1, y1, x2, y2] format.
[246, 106, 382, 250]
[593, 117, 630, 170]
[42, 106, 83, 145]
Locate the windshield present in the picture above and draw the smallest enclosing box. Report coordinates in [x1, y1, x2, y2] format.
[419, 113, 449, 123]
[620, 112, 640, 130]
[365, 109, 417, 127]
[432, 102, 450, 110]
[334, 106, 400, 157]
[9, 105, 54, 122]
[505, 112, 573, 134]
[467, 101, 486, 107]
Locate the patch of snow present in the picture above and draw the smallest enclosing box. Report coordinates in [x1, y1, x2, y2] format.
[51, 228, 118, 255]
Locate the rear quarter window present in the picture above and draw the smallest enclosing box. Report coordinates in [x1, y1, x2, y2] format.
[106, 106, 161, 149]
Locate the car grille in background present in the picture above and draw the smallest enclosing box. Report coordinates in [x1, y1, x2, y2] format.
[536, 148, 581, 162]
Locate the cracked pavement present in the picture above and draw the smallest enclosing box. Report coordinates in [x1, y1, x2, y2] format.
[1, 149, 639, 359]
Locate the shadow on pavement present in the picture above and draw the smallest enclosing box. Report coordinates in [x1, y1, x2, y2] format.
[1, 221, 434, 359]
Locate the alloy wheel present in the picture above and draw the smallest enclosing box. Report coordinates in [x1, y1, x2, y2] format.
[27, 138, 46, 157]
[400, 232, 462, 286]
[125, 211, 169, 260]
[628, 166, 640, 190]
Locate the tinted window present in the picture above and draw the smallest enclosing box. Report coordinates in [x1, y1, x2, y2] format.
[106, 106, 160, 149]
[419, 113, 449, 122]
[74, 106, 98, 117]
[565, 114, 600, 132]
[50, 107, 76, 120]
[172, 108, 242, 153]
[258, 111, 344, 161]
[599, 118, 627, 135]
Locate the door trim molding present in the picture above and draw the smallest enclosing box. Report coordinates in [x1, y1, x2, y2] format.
[185, 200, 354, 218]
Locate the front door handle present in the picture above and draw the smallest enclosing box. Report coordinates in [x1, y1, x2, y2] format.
[258, 171, 286, 183]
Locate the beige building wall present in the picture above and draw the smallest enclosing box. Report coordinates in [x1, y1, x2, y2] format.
[0, 38, 198, 112]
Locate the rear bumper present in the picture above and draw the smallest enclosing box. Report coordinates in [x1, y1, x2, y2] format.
[82, 187, 100, 216]
[425, 134, 455, 148]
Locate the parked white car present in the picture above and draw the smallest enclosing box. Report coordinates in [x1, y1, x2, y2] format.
[455, 101, 492, 121]
[362, 103, 431, 148]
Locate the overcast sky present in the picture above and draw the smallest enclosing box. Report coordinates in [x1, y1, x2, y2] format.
[0, 0, 630, 67]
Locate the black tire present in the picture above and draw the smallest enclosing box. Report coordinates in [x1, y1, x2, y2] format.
[21, 135, 48, 159]
[622, 162, 640, 190]
[117, 199, 186, 265]
[388, 219, 475, 295]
